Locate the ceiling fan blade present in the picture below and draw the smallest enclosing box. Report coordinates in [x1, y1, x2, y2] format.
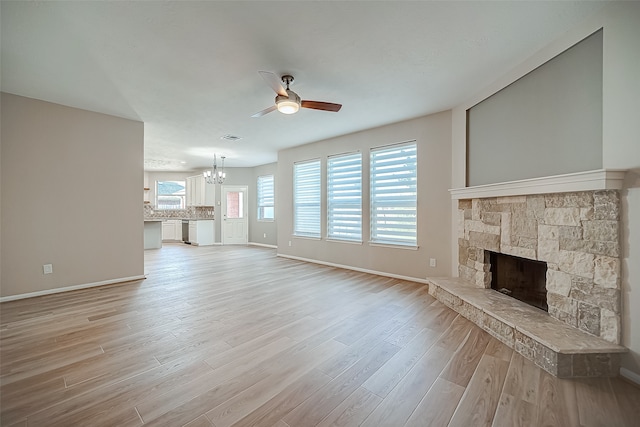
[251, 105, 277, 118]
[258, 71, 287, 97]
[301, 100, 342, 112]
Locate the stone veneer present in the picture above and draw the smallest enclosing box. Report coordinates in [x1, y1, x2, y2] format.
[457, 190, 621, 344]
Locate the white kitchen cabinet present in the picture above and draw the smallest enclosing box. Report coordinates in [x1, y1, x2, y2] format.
[162, 220, 182, 241]
[186, 175, 215, 207]
[186, 177, 195, 207]
[188, 220, 214, 246]
[188, 221, 197, 242]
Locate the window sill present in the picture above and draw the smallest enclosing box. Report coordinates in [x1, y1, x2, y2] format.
[293, 235, 321, 241]
[326, 239, 363, 245]
[369, 242, 419, 251]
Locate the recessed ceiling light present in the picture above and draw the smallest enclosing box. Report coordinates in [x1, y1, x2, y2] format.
[221, 134, 242, 141]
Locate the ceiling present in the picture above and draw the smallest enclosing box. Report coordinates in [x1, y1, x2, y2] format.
[1, 1, 606, 171]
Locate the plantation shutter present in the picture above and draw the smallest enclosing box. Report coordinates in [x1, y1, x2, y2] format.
[370, 142, 417, 246]
[327, 153, 362, 241]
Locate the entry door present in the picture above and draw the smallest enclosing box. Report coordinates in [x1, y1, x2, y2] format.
[221, 185, 248, 245]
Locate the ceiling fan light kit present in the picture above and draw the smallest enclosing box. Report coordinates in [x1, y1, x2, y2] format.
[276, 92, 300, 114]
[253, 71, 342, 117]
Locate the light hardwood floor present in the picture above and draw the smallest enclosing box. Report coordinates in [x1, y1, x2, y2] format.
[1, 244, 638, 426]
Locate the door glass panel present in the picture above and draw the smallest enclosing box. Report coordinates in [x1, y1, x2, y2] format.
[226, 191, 244, 218]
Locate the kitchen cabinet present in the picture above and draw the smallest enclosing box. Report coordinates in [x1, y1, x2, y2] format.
[186, 175, 215, 207]
[162, 220, 182, 241]
[188, 220, 214, 246]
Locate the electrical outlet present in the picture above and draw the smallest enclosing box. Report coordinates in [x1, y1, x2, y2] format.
[263, 233, 267, 238]
[429, 258, 437, 268]
[288, 240, 292, 247]
[43, 264, 53, 274]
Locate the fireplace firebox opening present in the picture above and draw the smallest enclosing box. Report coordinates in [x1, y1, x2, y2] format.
[489, 251, 548, 312]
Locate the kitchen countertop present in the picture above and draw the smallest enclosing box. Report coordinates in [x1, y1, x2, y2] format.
[144, 218, 214, 221]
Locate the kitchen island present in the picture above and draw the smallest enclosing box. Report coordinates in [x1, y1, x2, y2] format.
[143, 219, 163, 250]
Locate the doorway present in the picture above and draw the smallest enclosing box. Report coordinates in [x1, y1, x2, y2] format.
[221, 185, 248, 245]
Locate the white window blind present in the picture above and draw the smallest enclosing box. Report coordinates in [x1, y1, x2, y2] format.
[257, 175, 275, 220]
[370, 142, 417, 246]
[294, 159, 321, 238]
[327, 153, 362, 241]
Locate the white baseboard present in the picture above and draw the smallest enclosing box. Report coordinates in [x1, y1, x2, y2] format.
[620, 367, 640, 386]
[276, 253, 430, 285]
[249, 242, 277, 249]
[0, 275, 146, 303]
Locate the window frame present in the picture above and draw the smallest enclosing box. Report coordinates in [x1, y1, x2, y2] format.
[369, 141, 418, 248]
[257, 174, 275, 221]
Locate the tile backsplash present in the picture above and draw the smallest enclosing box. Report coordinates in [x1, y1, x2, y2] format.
[144, 205, 214, 220]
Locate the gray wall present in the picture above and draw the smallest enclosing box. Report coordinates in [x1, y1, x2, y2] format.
[250, 162, 278, 247]
[467, 30, 603, 186]
[277, 112, 452, 280]
[1, 93, 144, 298]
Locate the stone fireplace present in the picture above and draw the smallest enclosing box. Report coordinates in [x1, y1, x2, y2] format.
[426, 170, 628, 377]
[457, 190, 621, 344]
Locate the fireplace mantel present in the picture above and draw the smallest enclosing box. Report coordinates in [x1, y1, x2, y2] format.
[450, 169, 627, 200]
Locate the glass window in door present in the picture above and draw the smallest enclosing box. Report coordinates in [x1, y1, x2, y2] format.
[226, 191, 244, 218]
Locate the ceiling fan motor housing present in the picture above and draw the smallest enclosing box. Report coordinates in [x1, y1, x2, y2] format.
[276, 90, 301, 106]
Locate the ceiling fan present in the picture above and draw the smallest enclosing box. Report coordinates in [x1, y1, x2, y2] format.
[251, 71, 342, 118]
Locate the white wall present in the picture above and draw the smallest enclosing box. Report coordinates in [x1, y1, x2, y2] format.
[1, 93, 144, 298]
[277, 112, 452, 281]
[451, 2, 640, 376]
[600, 3, 640, 378]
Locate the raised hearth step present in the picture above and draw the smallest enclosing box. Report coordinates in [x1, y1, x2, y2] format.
[426, 277, 627, 378]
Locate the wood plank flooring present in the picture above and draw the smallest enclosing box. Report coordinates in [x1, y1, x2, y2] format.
[1, 244, 638, 426]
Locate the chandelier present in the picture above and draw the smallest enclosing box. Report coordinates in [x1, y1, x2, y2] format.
[203, 154, 226, 184]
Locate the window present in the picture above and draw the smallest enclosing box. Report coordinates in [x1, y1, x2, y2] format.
[257, 175, 275, 221]
[226, 191, 244, 218]
[327, 153, 362, 241]
[370, 142, 417, 246]
[293, 159, 321, 238]
[156, 180, 186, 209]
